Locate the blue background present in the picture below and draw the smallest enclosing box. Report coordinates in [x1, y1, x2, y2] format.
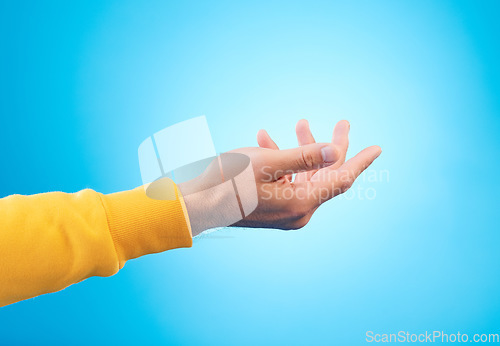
[1, 0, 499, 344]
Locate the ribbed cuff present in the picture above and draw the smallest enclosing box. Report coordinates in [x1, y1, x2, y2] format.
[99, 184, 192, 268]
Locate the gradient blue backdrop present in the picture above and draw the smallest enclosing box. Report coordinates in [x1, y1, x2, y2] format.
[1, 1, 499, 345]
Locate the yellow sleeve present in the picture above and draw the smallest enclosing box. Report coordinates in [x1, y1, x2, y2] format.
[0, 185, 192, 307]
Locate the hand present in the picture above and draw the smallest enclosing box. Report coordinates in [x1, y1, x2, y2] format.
[181, 120, 381, 236]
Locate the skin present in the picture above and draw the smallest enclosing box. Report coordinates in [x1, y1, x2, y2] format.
[183, 120, 382, 236]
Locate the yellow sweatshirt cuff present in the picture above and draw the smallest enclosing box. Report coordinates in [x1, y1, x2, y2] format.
[99, 184, 192, 268]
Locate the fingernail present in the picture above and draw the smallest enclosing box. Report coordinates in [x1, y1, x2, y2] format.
[321, 145, 337, 163]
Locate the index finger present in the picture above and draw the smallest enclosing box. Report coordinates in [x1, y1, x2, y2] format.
[309, 145, 382, 204]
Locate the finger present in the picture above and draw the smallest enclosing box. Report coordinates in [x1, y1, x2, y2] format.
[296, 119, 316, 146]
[339, 145, 382, 180]
[257, 129, 293, 182]
[257, 129, 279, 150]
[295, 119, 317, 183]
[265, 142, 340, 178]
[309, 119, 349, 180]
[309, 145, 382, 204]
[330, 120, 350, 168]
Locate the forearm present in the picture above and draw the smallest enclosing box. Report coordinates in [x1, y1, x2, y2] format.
[0, 185, 192, 307]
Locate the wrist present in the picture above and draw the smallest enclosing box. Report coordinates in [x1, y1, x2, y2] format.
[181, 184, 221, 236]
[179, 178, 244, 236]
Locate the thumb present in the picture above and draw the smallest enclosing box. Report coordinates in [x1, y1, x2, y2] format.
[266, 143, 339, 177]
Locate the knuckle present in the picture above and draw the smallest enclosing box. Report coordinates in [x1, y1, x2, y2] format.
[283, 206, 311, 230]
[299, 150, 316, 170]
[290, 218, 308, 230]
[287, 211, 313, 230]
[336, 172, 353, 194]
[339, 180, 353, 194]
[290, 207, 308, 221]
